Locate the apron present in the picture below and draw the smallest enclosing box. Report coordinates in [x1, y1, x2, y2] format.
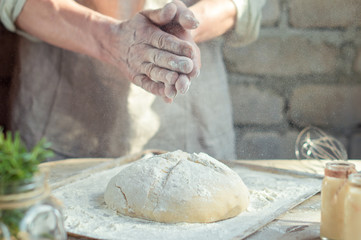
[8, 0, 236, 160]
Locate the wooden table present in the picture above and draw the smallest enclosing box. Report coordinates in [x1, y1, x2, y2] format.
[41, 157, 361, 240]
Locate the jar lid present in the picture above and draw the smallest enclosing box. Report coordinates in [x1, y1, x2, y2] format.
[324, 161, 357, 178]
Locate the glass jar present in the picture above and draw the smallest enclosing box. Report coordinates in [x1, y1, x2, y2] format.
[344, 173, 361, 240]
[320, 161, 356, 240]
[0, 172, 67, 240]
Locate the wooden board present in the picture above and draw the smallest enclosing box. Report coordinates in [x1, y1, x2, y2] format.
[50, 150, 322, 240]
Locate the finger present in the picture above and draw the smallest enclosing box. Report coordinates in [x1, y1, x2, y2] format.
[188, 55, 201, 79]
[141, 1, 198, 29]
[148, 30, 194, 58]
[140, 62, 178, 85]
[145, 48, 194, 74]
[187, 44, 201, 79]
[175, 74, 191, 94]
[188, 67, 200, 79]
[132, 74, 166, 97]
[171, 0, 199, 29]
[162, 96, 173, 103]
[164, 83, 177, 99]
[141, 3, 177, 26]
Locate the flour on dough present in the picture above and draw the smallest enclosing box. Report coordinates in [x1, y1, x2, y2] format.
[104, 150, 249, 223]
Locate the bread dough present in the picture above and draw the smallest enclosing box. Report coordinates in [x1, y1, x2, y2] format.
[104, 150, 249, 223]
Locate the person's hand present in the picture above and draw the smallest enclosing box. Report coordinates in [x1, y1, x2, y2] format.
[142, 0, 201, 101]
[105, 3, 199, 103]
[14, 0, 199, 103]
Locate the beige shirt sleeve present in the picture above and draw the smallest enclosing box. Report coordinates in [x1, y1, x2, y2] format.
[225, 0, 266, 47]
[0, 0, 38, 41]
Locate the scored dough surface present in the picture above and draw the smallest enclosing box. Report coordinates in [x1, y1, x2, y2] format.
[104, 150, 250, 223]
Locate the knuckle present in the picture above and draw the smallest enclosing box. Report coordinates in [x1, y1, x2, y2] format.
[157, 33, 178, 52]
[152, 50, 165, 66]
[152, 67, 163, 80]
[132, 75, 143, 87]
[133, 74, 162, 96]
[156, 32, 167, 49]
[149, 65, 161, 81]
[142, 63, 154, 77]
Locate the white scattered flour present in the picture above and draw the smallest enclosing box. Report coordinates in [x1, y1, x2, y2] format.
[53, 159, 321, 240]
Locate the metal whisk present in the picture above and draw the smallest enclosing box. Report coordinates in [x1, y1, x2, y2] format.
[295, 126, 348, 160]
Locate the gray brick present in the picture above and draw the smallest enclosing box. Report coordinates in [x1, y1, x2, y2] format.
[289, 0, 361, 28]
[354, 48, 361, 74]
[350, 132, 361, 159]
[230, 84, 284, 125]
[224, 36, 339, 76]
[289, 85, 361, 128]
[261, 0, 280, 26]
[235, 129, 299, 159]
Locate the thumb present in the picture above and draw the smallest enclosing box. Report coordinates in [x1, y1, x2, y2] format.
[141, 3, 177, 26]
[171, 0, 199, 30]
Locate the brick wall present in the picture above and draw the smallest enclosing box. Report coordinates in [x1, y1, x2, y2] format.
[1, 1, 360, 159]
[0, 24, 17, 131]
[224, 0, 361, 159]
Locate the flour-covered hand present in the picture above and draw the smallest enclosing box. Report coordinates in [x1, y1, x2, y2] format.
[142, 0, 201, 98]
[104, 3, 198, 103]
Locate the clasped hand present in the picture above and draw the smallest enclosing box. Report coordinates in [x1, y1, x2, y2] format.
[109, 1, 200, 103]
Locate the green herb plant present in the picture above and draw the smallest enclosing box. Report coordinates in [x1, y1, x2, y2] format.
[0, 128, 54, 238]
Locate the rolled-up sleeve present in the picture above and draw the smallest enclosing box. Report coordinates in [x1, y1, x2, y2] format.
[0, 0, 38, 41]
[225, 0, 266, 47]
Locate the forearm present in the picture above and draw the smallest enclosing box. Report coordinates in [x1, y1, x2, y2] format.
[15, 0, 200, 101]
[15, 0, 117, 62]
[189, 0, 237, 43]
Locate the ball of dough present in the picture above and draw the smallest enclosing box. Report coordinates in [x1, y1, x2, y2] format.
[104, 150, 249, 223]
